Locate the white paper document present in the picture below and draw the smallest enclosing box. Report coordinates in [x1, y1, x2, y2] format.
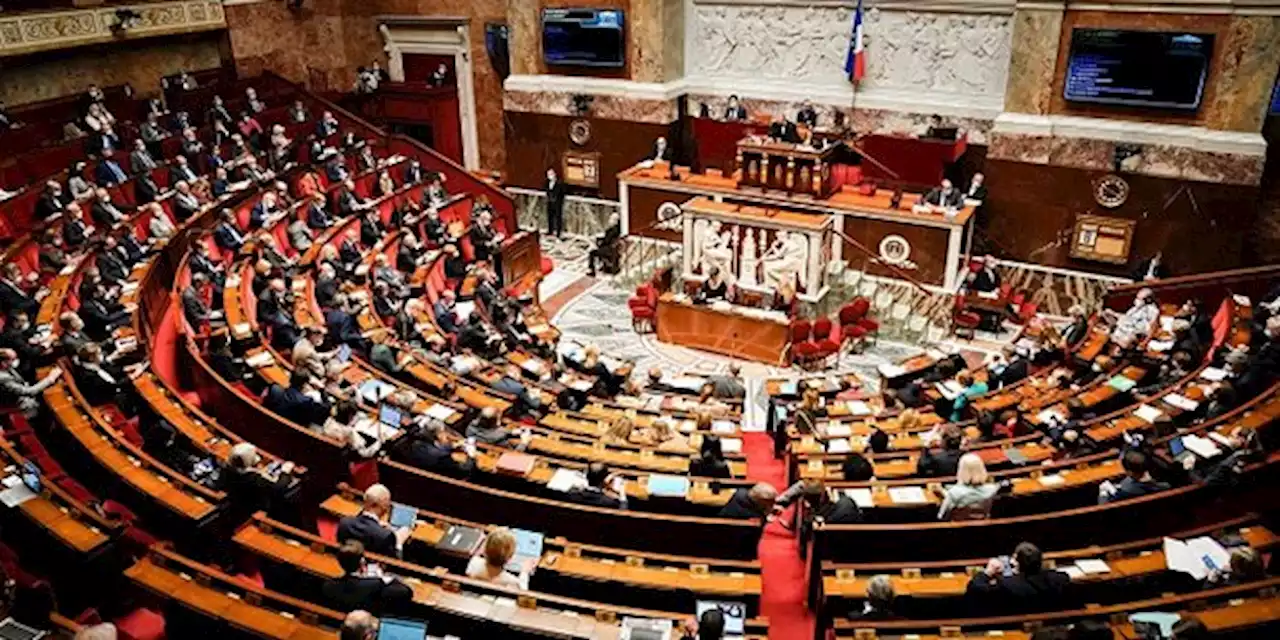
[888, 486, 928, 504]
[1164, 536, 1231, 580]
[877, 364, 906, 378]
[843, 488, 875, 508]
[546, 468, 587, 493]
[1134, 405, 1163, 424]
[1074, 559, 1111, 574]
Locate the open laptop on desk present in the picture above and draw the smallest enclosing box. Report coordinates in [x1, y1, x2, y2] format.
[377, 617, 427, 640]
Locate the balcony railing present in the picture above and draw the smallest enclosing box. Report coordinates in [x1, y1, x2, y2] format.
[0, 1, 226, 58]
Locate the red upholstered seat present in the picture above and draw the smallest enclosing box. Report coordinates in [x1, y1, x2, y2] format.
[112, 607, 166, 640]
[789, 319, 813, 366]
[540, 257, 554, 275]
[953, 295, 982, 339]
[628, 284, 658, 333]
[349, 459, 379, 491]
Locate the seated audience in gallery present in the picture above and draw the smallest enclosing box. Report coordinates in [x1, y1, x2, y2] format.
[723, 94, 747, 121]
[966, 542, 1073, 615]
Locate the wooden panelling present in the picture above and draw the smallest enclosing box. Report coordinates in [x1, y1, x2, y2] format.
[504, 111, 673, 199]
[981, 158, 1261, 277]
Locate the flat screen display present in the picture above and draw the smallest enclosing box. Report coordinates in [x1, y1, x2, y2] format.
[542, 8, 625, 68]
[1270, 74, 1280, 114]
[1064, 29, 1214, 110]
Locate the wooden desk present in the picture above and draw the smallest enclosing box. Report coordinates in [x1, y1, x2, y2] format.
[655, 295, 790, 365]
[736, 137, 839, 198]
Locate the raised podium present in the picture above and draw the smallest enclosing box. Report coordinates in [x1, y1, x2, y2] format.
[736, 137, 839, 199]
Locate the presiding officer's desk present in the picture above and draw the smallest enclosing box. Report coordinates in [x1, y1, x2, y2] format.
[618, 162, 977, 288]
[655, 293, 791, 365]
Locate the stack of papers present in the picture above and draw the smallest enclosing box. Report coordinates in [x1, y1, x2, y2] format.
[877, 364, 906, 378]
[358, 380, 395, 404]
[844, 401, 872, 416]
[887, 487, 928, 504]
[1200, 367, 1228, 382]
[424, 404, 457, 422]
[245, 351, 274, 368]
[823, 423, 852, 438]
[1036, 409, 1065, 425]
[1163, 394, 1200, 412]
[1037, 474, 1066, 487]
[519, 358, 545, 375]
[546, 468, 587, 493]
[843, 488, 875, 508]
[1147, 340, 1174, 352]
[826, 439, 852, 454]
[1164, 536, 1231, 580]
[669, 376, 708, 391]
[1181, 434, 1222, 458]
[719, 438, 743, 454]
[1134, 405, 1164, 424]
[935, 381, 963, 400]
[711, 420, 736, 435]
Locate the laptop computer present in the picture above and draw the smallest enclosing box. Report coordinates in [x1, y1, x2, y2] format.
[389, 503, 417, 529]
[0, 617, 46, 640]
[376, 617, 427, 640]
[378, 403, 403, 429]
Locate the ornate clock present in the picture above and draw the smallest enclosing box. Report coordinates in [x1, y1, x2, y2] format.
[1093, 174, 1130, 209]
[568, 119, 591, 146]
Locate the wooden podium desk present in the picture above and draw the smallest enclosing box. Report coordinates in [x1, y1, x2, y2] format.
[619, 163, 976, 288]
[655, 294, 790, 365]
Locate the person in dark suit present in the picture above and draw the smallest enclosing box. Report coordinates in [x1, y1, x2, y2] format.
[723, 95, 747, 121]
[492, 365, 541, 417]
[337, 484, 409, 558]
[689, 435, 732, 479]
[587, 213, 622, 277]
[130, 138, 158, 176]
[965, 172, 988, 204]
[966, 256, 1001, 293]
[94, 150, 128, 186]
[222, 442, 297, 519]
[263, 370, 330, 427]
[0, 265, 38, 321]
[997, 352, 1030, 389]
[442, 243, 467, 282]
[182, 273, 221, 329]
[61, 204, 89, 249]
[90, 187, 127, 228]
[213, 209, 246, 253]
[1131, 251, 1170, 282]
[916, 424, 964, 478]
[468, 210, 503, 266]
[433, 290, 460, 334]
[34, 181, 68, 220]
[1063, 305, 1090, 346]
[717, 482, 776, 519]
[401, 421, 475, 478]
[168, 155, 198, 186]
[71, 343, 130, 407]
[316, 111, 340, 138]
[647, 137, 672, 163]
[966, 542, 1072, 615]
[306, 194, 332, 230]
[544, 168, 566, 238]
[566, 463, 628, 509]
[402, 159, 425, 185]
[324, 294, 369, 355]
[79, 284, 129, 341]
[322, 540, 413, 615]
[921, 179, 964, 208]
[96, 237, 129, 283]
[768, 118, 800, 143]
[795, 100, 818, 128]
[0, 312, 44, 377]
[1098, 449, 1171, 504]
[851, 575, 900, 620]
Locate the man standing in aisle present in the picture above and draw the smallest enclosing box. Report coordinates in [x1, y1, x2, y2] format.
[545, 167, 566, 238]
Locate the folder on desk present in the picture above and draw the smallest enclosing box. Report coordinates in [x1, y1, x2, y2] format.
[245, 351, 273, 368]
[1164, 394, 1200, 412]
[845, 401, 872, 416]
[505, 528, 545, 573]
[1134, 404, 1163, 424]
[1074, 559, 1111, 575]
[546, 468, 587, 493]
[711, 420, 736, 435]
[1200, 367, 1228, 382]
[495, 452, 536, 476]
[359, 380, 395, 404]
[778, 380, 799, 396]
[389, 503, 417, 529]
[423, 404, 457, 422]
[823, 423, 852, 438]
[877, 363, 906, 379]
[647, 474, 691, 498]
[1107, 375, 1137, 392]
[843, 488, 875, 508]
[719, 438, 743, 454]
[437, 525, 484, 556]
[826, 439, 852, 454]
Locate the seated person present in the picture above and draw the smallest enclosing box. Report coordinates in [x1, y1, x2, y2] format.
[852, 575, 899, 620]
[723, 95, 747, 121]
[71, 343, 131, 408]
[493, 364, 542, 417]
[937, 453, 1004, 520]
[706, 363, 745, 399]
[401, 420, 475, 478]
[263, 370, 330, 427]
[965, 542, 1072, 615]
[566, 462, 628, 509]
[1098, 449, 1171, 504]
[587, 214, 622, 277]
[322, 540, 413, 615]
[466, 527, 534, 589]
[338, 484, 410, 558]
[465, 406, 513, 444]
[920, 178, 964, 209]
[717, 482, 776, 519]
[916, 424, 964, 477]
[0, 348, 62, 418]
[842, 453, 874, 482]
[1107, 287, 1159, 347]
[320, 399, 383, 459]
[950, 372, 988, 421]
[688, 435, 732, 479]
[222, 443, 297, 518]
[965, 255, 1002, 294]
[698, 267, 730, 302]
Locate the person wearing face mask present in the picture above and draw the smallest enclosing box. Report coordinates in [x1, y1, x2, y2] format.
[965, 542, 1073, 615]
[72, 343, 137, 410]
[0, 349, 62, 418]
[0, 311, 48, 377]
[724, 94, 747, 121]
[921, 178, 964, 209]
[544, 167, 565, 238]
[1109, 288, 1159, 347]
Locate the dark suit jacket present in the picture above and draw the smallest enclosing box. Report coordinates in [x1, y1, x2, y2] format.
[403, 440, 473, 478]
[35, 193, 64, 219]
[1131, 257, 1170, 281]
[966, 183, 989, 202]
[689, 457, 732, 479]
[324, 309, 362, 347]
[321, 574, 413, 615]
[469, 225, 498, 262]
[214, 223, 245, 252]
[998, 358, 1030, 388]
[168, 165, 198, 186]
[307, 203, 331, 230]
[181, 286, 210, 326]
[796, 108, 818, 128]
[717, 488, 763, 519]
[62, 219, 88, 248]
[971, 268, 1001, 293]
[91, 201, 125, 228]
[916, 448, 963, 478]
[924, 187, 964, 208]
[263, 384, 329, 427]
[0, 281, 36, 319]
[565, 486, 623, 509]
[724, 105, 748, 121]
[97, 251, 128, 284]
[966, 570, 1072, 615]
[434, 301, 459, 334]
[337, 513, 399, 557]
[403, 165, 424, 185]
[769, 120, 800, 143]
[545, 179, 566, 213]
[95, 161, 127, 186]
[135, 177, 159, 205]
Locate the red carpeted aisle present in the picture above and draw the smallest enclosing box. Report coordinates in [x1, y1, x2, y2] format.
[742, 433, 816, 639]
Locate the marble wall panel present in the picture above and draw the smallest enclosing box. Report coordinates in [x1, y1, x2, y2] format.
[1002, 7, 1063, 116]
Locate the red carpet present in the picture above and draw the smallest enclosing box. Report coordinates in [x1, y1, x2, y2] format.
[742, 433, 816, 639]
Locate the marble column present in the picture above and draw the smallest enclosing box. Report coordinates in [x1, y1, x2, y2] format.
[505, 0, 539, 76]
[1203, 15, 1280, 133]
[1001, 2, 1065, 116]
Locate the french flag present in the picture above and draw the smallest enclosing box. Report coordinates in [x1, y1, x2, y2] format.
[844, 0, 866, 82]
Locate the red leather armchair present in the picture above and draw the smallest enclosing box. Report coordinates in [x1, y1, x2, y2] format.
[628, 283, 658, 333]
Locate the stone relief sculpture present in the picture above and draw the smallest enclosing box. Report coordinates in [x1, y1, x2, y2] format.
[700, 220, 736, 282]
[761, 231, 808, 291]
[690, 6, 1011, 99]
[739, 228, 759, 287]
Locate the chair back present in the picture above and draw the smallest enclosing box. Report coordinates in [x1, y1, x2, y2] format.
[838, 303, 860, 325]
[813, 317, 833, 340]
[948, 501, 993, 521]
[790, 318, 811, 343]
[851, 296, 871, 320]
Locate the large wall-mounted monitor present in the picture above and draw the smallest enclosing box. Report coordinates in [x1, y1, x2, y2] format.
[542, 8, 625, 68]
[1064, 29, 1214, 111]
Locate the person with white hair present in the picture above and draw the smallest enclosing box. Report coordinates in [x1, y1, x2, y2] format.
[1110, 287, 1159, 346]
[937, 453, 1002, 520]
[340, 610, 378, 640]
[222, 442, 296, 517]
[337, 483, 411, 558]
[0, 348, 62, 417]
[851, 575, 898, 620]
[74, 623, 118, 640]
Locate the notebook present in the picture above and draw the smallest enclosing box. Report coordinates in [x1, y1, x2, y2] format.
[1134, 405, 1164, 424]
[887, 487, 928, 504]
[546, 468, 587, 492]
[1108, 376, 1137, 392]
[1200, 367, 1228, 382]
[495, 452, 536, 476]
[376, 617, 428, 640]
[826, 439, 852, 454]
[359, 379, 395, 404]
[778, 380, 799, 396]
[646, 474, 691, 498]
[505, 528, 545, 573]
[424, 404, 457, 422]
[843, 488, 875, 508]
[389, 503, 417, 529]
[436, 525, 485, 556]
[877, 363, 906, 378]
